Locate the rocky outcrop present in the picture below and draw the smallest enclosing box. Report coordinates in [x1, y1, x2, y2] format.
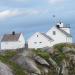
[0, 43, 75, 75]
[34, 56, 49, 67]
[63, 47, 75, 53]
[0, 62, 13, 75]
[15, 56, 41, 75]
[49, 58, 57, 67]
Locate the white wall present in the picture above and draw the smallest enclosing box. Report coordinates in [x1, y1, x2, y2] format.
[61, 28, 70, 34]
[66, 37, 72, 43]
[28, 32, 52, 49]
[46, 26, 72, 46]
[28, 25, 72, 49]
[18, 33, 25, 48]
[1, 33, 25, 50]
[1, 42, 20, 50]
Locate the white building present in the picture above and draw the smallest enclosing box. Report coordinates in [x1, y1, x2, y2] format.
[28, 22, 72, 49]
[28, 32, 54, 49]
[1, 32, 25, 50]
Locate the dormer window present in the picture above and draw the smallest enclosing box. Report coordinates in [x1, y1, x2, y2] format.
[53, 31, 56, 35]
[39, 42, 42, 43]
[37, 35, 38, 37]
[34, 42, 37, 44]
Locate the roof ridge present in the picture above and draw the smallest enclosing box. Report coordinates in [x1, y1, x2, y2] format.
[1, 33, 21, 42]
[56, 27, 72, 37]
[40, 32, 54, 41]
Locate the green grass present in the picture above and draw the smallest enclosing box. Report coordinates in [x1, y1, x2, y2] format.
[53, 43, 65, 51]
[32, 49, 50, 60]
[0, 50, 26, 75]
[52, 52, 65, 65]
[53, 43, 75, 50]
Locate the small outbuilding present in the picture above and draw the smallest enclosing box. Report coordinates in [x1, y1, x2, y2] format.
[1, 32, 25, 50]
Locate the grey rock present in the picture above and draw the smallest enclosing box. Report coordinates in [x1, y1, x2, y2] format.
[15, 56, 41, 74]
[49, 58, 57, 67]
[63, 47, 75, 53]
[29, 73, 39, 75]
[20, 50, 30, 56]
[34, 56, 49, 67]
[43, 67, 49, 74]
[61, 60, 68, 75]
[47, 48, 54, 53]
[42, 47, 54, 53]
[49, 57, 60, 72]
[0, 62, 13, 75]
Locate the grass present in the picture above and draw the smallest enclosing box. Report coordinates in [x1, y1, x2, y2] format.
[32, 48, 65, 65]
[52, 52, 65, 65]
[31, 44, 75, 75]
[32, 49, 50, 60]
[0, 50, 26, 75]
[53, 43, 65, 51]
[51, 43, 67, 65]
[53, 43, 75, 50]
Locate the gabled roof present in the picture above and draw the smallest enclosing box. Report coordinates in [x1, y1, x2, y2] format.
[40, 33, 54, 41]
[1, 33, 21, 42]
[28, 32, 54, 42]
[56, 27, 72, 37]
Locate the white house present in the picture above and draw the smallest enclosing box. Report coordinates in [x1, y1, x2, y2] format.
[28, 22, 72, 49]
[28, 32, 54, 49]
[46, 22, 72, 46]
[1, 32, 25, 50]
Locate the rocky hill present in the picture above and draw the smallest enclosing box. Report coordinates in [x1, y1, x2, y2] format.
[0, 43, 75, 75]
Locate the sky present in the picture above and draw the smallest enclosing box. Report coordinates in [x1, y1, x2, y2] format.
[0, 0, 75, 42]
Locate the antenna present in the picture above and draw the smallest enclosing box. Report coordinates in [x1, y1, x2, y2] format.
[58, 17, 63, 23]
[52, 14, 57, 24]
[52, 15, 56, 18]
[52, 15, 62, 24]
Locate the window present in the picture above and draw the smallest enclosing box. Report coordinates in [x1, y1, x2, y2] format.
[37, 35, 38, 37]
[39, 42, 42, 43]
[34, 42, 37, 44]
[53, 31, 56, 35]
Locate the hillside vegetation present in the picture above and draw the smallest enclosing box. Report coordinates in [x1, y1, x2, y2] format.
[0, 43, 75, 75]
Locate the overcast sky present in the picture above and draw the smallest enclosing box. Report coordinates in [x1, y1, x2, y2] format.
[0, 0, 75, 42]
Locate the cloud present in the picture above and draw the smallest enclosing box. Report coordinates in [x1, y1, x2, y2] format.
[22, 9, 40, 15]
[48, 0, 64, 4]
[24, 9, 48, 15]
[0, 10, 18, 19]
[0, 9, 48, 20]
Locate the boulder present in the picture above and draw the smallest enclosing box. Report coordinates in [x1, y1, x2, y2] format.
[63, 47, 75, 53]
[15, 56, 41, 74]
[49, 58, 57, 67]
[43, 67, 49, 74]
[0, 62, 13, 75]
[42, 47, 54, 53]
[34, 56, 49, 67]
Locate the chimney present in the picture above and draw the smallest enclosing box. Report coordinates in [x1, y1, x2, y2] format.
[12, 31, 15, 35]
[56, 25, 60, 28]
